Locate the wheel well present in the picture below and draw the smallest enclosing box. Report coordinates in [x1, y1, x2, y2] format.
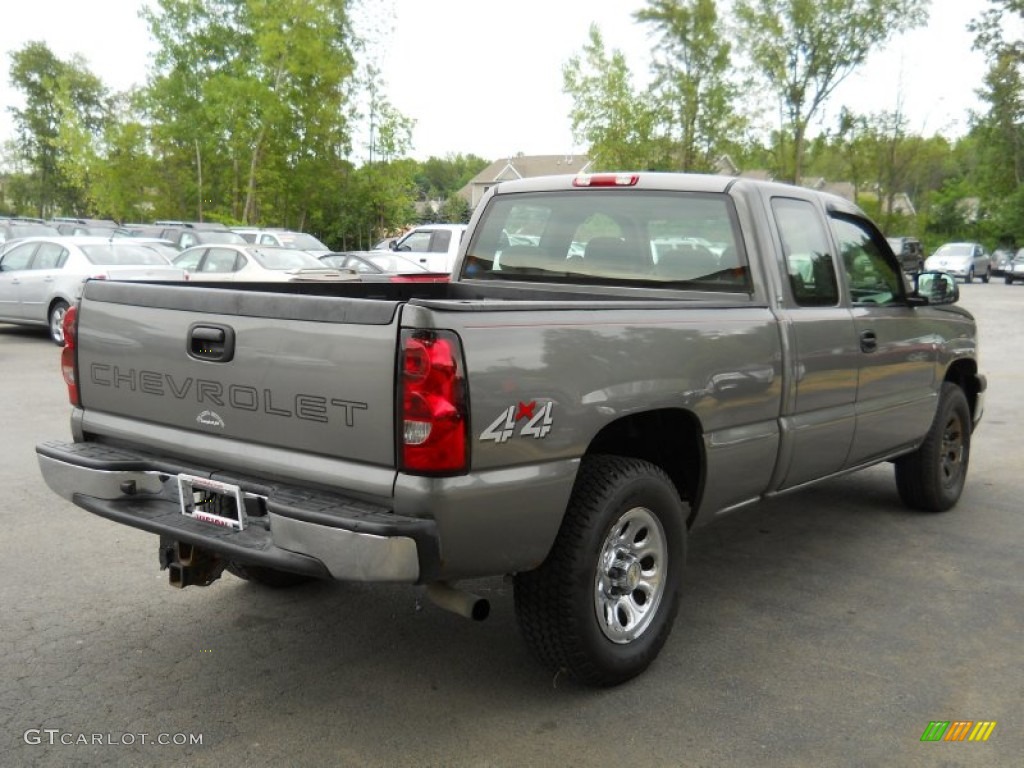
[944, 359, 980, 419]
[585, 409, 703, 527]
[48, 297, 70, 317]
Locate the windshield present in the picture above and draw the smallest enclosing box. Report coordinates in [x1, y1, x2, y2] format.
[199, 231, 247, 244]
[933, 244, 973, 258]
[249, 247, 325, 270]
[275, 232, 328, 250]
[81, 244, 173, 265]
[462, 190, 749, 291]
[364, 253, 428, 272]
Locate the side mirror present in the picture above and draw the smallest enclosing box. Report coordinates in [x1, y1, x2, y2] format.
[388, 239, 398, 251]
[913, 270, 959, 305]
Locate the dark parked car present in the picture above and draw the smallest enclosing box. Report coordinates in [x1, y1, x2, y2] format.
[0, 217, 59, 244]
[47, 217, 120, 237]
[157, 223, 247, 250]
[886, 236, 925, 274]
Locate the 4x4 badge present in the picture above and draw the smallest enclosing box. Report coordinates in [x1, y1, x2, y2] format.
[480, 401, 554, 443]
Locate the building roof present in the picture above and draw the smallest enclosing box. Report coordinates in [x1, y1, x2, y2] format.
[459, 155, 594, 205]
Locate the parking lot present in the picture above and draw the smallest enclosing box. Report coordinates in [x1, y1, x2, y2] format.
[2, 283, 1021, 767]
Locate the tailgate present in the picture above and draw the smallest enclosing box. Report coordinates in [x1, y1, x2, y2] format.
[75, 281, 400, 466]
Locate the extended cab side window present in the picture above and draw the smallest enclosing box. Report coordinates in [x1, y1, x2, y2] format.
[771, 198, 838, 307]
[831, 215, 905, 306]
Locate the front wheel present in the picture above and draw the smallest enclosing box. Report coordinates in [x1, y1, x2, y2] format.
[48, 301, 70, 345]
[981, 267, 991, 283]
[964, 269, 974, 284]
[894, 383, 971, 512]
[514, 455, 686, 686]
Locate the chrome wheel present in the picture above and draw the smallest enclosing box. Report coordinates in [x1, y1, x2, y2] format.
[594, 505, 667, 644]
[49, 302, 69, 345]
[940, 411, 965, 486]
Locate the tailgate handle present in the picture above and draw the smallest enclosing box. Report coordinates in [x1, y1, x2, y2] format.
[188, 324, 235, 362]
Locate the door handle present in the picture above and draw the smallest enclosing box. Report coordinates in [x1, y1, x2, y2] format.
[860, 330, 878, 353]
[188, 323, 235, 362]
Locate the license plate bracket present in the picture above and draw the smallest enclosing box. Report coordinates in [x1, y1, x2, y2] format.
[177, 474, 247, 531]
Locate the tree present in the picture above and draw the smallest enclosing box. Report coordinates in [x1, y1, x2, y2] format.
[734, 0, 928, 183]
[563, 25, 668, 170]
[635, 0, 745, 171]
[142, 0, 356, 224]
[7, 42, 109, 216]
[970, 0, 1024, 242]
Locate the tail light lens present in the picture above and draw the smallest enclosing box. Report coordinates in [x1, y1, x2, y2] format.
[399, 330, 468, 474]
[61, 305, 80, 406]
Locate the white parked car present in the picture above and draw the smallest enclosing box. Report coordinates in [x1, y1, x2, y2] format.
[924, 242, 991, 283]
[173, 244, 353, 282]
[231, 228, 330, 255]
[0, 236, 186, 344]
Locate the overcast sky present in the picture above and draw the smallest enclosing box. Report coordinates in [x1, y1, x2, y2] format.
[0, 0, 1007, 163]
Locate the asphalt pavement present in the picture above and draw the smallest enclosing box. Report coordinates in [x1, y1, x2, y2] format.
[1, 283, 1021, 767]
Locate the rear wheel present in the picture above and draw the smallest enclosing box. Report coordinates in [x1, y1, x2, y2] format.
[981, 267, 991, 283]
[1008, 275, 1016, 285]
[514, 455, 686, 686]
[227, 563, 316, 588]
[894, 383, 971, 512]
[48, 301, 69, 345]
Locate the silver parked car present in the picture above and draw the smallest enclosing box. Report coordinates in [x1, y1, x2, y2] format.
[173, 244, 352, 282]
[0, 236, 186, 344]
[924, 242, 992, 283]
[1004, 249, 1024, 284]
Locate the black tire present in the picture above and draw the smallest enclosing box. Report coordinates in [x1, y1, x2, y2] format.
[514, 455, 686, 687]
[227, 563, 316, 588]
[894, 383, 971, 512]
[48, 300, 70, 345]
[964, 269, 973, 284]
[981, 267, 990, 283]
[1007, 275, 1016, 285]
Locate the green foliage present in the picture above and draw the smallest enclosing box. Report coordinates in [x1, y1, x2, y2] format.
[142, 0, 356, 224]
[8, 42, 109, 216]
[734, 0, 929, 182]
[439, 194, 471, 224]
[414, 154, 489, 199]
[635, 0, 746, 171]
[563, 25, 669, 171]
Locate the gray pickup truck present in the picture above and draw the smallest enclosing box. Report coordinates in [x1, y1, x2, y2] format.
[37, 173, 985, 686]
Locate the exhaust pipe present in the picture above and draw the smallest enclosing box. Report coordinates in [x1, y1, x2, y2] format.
[425, 582, 490, 621]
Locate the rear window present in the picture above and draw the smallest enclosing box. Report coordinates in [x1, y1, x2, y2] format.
[462, 190, 750, 291]
[81, 244, 171, 265]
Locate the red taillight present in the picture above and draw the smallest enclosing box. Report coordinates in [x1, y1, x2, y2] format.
[388, 274, 450, 283]
[573, 173, 639, 187]
[399, 330, 468, 474]
[61, 305, 80, 406]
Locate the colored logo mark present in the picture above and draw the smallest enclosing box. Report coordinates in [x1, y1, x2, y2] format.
[920, 721, 996, 742]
